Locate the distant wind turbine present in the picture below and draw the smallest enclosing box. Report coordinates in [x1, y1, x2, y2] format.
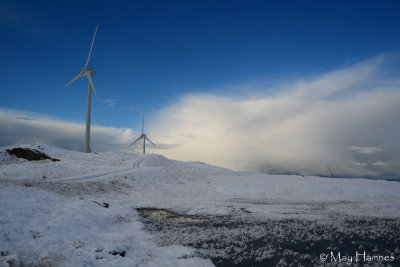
[129, 115, 155, 154]
[65, 25, 99, 153]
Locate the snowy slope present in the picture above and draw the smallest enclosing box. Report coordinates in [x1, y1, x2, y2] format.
[1, 144, 400, 266]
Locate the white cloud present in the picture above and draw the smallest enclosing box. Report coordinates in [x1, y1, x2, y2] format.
[347, 146, 386, 155]
[0, 108, 139, 152]
[372, 161, 388, 167]
[1, 55, 400, 178]
[99, 98, 118, 108]
[148, 55, 400, 177]
[353, 162, 368, 167]
[126, 107, 137, 111]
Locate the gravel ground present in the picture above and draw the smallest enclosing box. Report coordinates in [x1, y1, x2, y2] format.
[137, 208, 400, 266]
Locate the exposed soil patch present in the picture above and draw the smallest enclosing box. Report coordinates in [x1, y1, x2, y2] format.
[6, 147, 60, 162]
[136, 208, 204, 223]
[137, 210, 400, 266]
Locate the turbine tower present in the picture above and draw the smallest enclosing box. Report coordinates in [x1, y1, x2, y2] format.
[65, 25, 99, 153]
[129, 115, 155, 154]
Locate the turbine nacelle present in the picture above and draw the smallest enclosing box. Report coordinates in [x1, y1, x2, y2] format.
[82, 66, 96, 75]
[65, 67, 97, 99]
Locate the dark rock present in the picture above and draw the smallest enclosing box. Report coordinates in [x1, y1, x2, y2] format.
[6, 147, 60, 162]
[109, 250, 125, 257]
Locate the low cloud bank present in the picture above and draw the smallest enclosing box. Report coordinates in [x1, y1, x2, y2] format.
[1, 55, 400, 178]
[148, 56, 400, 178]
[0, 109, 138, 152]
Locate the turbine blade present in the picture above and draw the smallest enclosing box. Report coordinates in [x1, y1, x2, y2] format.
[85, 25, 98, 67]
[146, 137, 155, 146]
[65, 72, 84, 87]
[142, 115, 144, 134]
[86, 74, 98, 98]
[129, 136, 143, 147]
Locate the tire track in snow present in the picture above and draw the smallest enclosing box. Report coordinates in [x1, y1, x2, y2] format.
[133, 157, 147, 168]
[50, 156, 148, 182]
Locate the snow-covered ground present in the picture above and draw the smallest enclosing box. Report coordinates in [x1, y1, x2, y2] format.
[1, 144, 400, 266]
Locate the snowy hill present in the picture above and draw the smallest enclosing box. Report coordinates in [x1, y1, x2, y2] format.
[1, 144, 400, 266]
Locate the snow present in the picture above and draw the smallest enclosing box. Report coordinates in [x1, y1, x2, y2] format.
[1, 143, 400, 266]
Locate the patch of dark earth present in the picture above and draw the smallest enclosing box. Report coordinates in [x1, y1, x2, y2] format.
[6, 147, 60, 162]
[137, 208, 400, 266]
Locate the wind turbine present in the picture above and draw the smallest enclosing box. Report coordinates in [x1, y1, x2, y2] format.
[65, 25, 99, 153]
[129, 115, 155, 154]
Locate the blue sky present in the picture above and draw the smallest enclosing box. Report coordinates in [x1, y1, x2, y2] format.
[1, 0, 400, 177]
[1, 0, 399, 127]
